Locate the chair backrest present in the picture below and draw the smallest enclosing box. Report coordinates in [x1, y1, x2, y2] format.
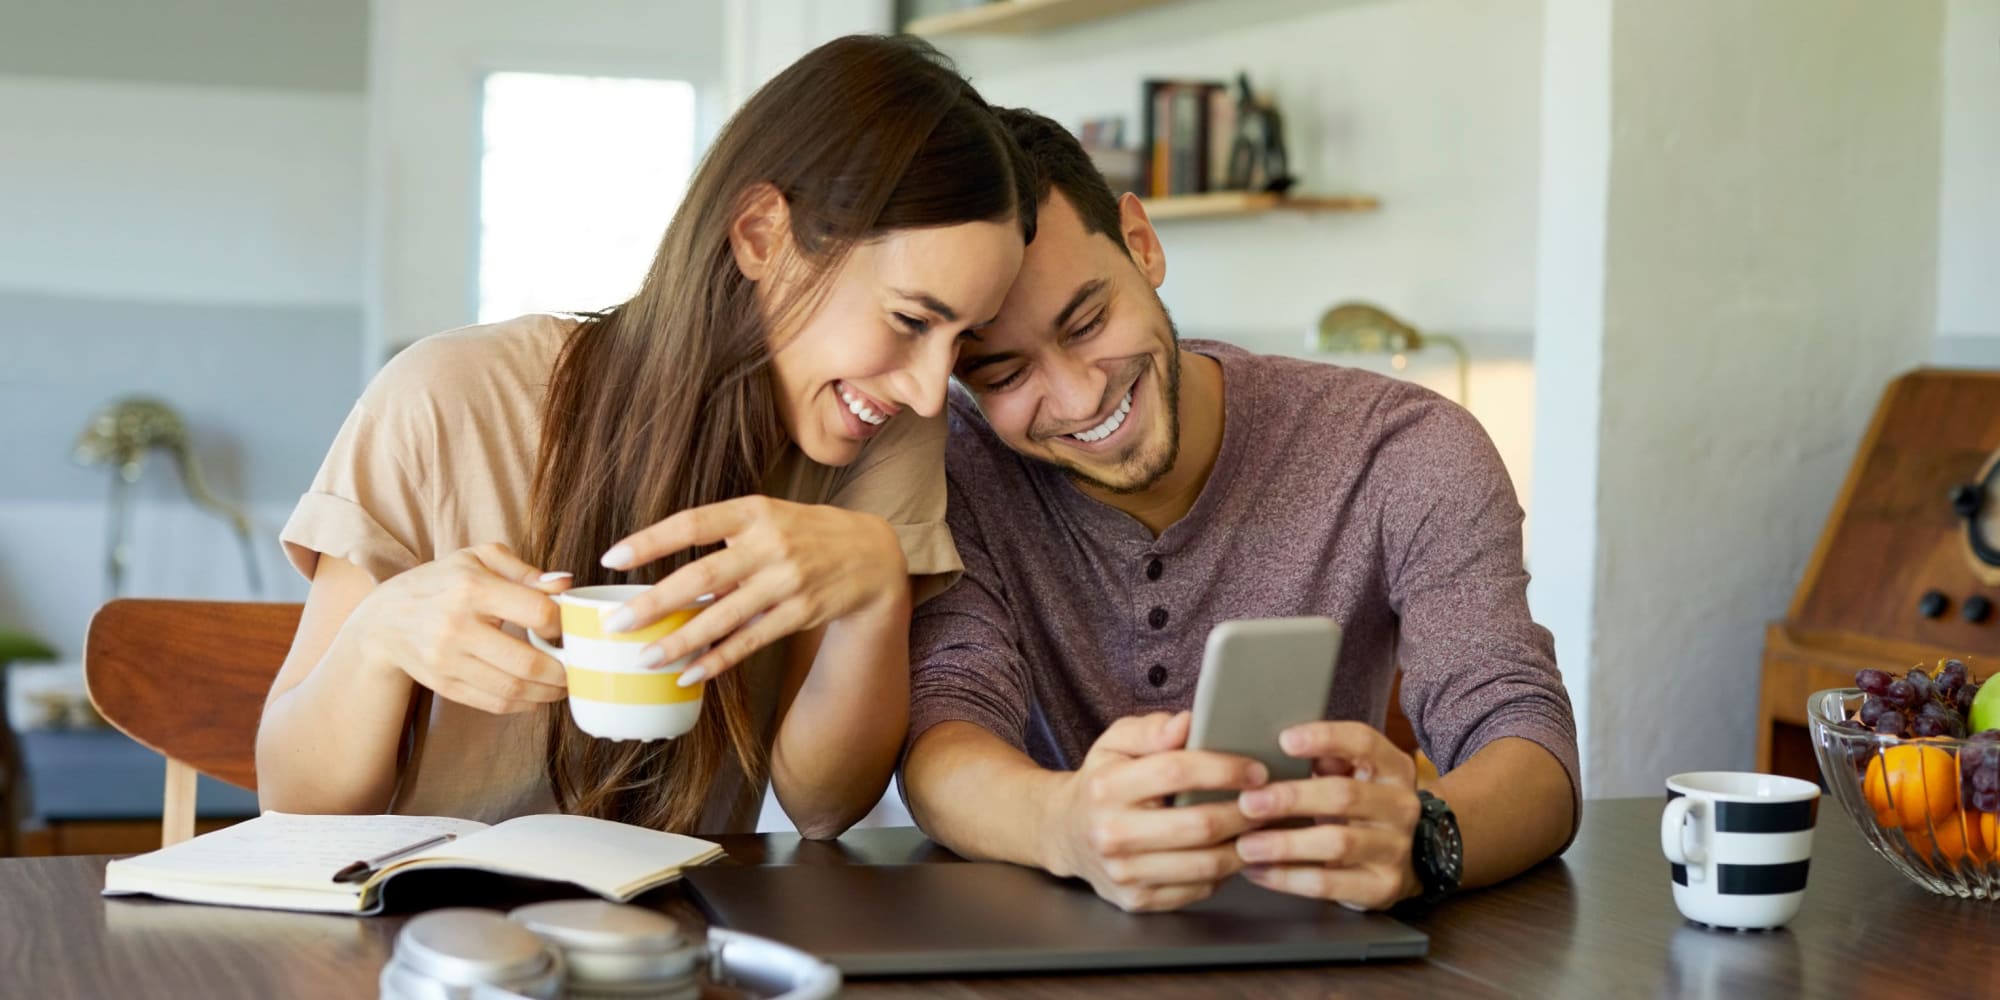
[84, 599, 301, 845]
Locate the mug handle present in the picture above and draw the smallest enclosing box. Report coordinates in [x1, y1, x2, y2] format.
[526, 594, 566, 657]
[1661, 796, 1707, 882]
[527, 629, 561, 657]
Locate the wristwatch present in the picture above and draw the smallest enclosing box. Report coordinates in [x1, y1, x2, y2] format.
[1410, 790, 1464, 906]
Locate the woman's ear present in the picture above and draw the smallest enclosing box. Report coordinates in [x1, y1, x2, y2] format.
[729, 182, 791, 281]
[1116, 192, 1167, 289]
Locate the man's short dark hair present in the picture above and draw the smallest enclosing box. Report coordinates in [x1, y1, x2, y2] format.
[994, 106, 1127, 250]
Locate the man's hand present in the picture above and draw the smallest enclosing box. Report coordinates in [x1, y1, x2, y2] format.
[1232, 722, 1423, 910]
[1044, 712, 1269, 912]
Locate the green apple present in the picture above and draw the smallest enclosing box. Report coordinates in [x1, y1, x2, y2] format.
[1972, 677, 2000, 734]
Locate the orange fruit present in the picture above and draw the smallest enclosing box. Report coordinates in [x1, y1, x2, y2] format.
[1911, 812, 1981, 867]
[1983, 812, 1998, 863]
[1863, 743, 1957, 829]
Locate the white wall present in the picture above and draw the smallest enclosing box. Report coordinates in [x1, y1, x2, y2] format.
[1527, 0, 1612, 791]
[1, 7, 366, 796]
[725, 0, 891, 104]
[365, 0, 729, 364]
[1937, 0, 2000, 359]
[937, 0, 1543, 515]
[0, 70, 364, 663]
[1535, 0, 1944, 797]
[0, 78, 363, 307]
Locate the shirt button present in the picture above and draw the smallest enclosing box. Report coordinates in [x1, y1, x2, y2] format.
[1148, 607, 1169, 630]
[1146, 558, 1163, 581]
[1147, 664, 1168, 687]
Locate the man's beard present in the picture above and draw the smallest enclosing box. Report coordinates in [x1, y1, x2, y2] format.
[1050, 311, 1183, 496]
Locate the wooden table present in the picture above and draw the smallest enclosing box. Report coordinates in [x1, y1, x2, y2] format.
[3, 798, 1996, 999]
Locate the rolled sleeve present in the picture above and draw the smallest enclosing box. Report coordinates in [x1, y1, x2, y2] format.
[1377, 389, 1581, 835]
[281, 492, 421, 585]
[279, 350, 443, 585]
[905, 474, 1035, 755]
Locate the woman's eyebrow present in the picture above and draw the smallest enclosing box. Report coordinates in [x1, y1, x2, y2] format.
[891, 289, 959, 322]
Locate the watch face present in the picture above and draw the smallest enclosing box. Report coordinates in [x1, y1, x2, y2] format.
[1417, 794, 1464, 894]
[1438, 817, 1464, 882]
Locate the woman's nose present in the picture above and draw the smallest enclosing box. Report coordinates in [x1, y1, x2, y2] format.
[888, 333, 957, 418]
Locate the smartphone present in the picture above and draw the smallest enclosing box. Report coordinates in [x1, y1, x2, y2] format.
[1173, 617, 1342, 808]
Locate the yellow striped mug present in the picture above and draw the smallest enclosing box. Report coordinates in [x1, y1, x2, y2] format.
[528, 584, 708, 741]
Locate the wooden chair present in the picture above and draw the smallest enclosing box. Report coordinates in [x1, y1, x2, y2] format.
[83, 599, 301, 847]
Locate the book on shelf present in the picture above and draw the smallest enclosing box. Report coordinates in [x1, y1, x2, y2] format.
[1140, 79, 1242, 200]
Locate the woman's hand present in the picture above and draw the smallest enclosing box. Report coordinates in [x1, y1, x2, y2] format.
[339, 542, 573, 714]
[597, 495, 907, 684]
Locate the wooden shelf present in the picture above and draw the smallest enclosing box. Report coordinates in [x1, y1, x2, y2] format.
[906, 0, 1193, 37]
[1138, 191, 1380, 222]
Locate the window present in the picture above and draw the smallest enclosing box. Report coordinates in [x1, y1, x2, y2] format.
[477, 72, 696, 323]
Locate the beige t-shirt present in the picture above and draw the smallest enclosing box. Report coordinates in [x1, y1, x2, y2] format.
[280, 314, 960, 832]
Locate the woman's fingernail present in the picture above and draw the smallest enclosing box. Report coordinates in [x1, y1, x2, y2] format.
[603, 607, 637, 633]
[677, 666, 707, 688]
[1280, 728, 1308, 753]
[1241, 789, 1275, 815]
[1247, 762, 1269, 786]
[1237, 835, 1275, 863]
[633, 646, 668, 669]
[538, 571, 573, 583]
[600, 544, 635, 569]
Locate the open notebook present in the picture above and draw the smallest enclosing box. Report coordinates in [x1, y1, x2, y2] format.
[102, 812, 724, 915]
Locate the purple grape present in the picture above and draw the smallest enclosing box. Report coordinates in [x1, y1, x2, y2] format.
[1972, 728, 2000, 743]
[1908, 669, 1935, 703]
[1885, 680, 1916, 708]
[1976, 788, 2000, 814]
[1875, 711, 1907, 736]
[1919, 702, 1965, 735]
[1938, 663, 1966, 699]
[1912, 715, 1947, 738]
[1857, 668, 1894, 696]
[1860, 698, 1889, 728]
[1975, 767, 1999, 795]
[1957, 684, 1980, 715]
[1943, 658, 1969, 682]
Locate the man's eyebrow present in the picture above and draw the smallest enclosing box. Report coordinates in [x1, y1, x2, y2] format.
[956, 349, 1019, 377]
[1053, 279, 1107, 331]
[891, 289, 959, 323]
[954, 279, 1108, 380]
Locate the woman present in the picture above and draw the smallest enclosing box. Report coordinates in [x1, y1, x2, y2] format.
[256, 35, 1035, 839]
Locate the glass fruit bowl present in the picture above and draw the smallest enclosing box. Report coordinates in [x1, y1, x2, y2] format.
[1808, 688, 2000, 899]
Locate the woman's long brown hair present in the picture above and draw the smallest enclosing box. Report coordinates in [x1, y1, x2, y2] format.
[527, 35, 1036, 833]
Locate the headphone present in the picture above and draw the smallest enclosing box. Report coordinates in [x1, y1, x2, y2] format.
[380, 906, 839, 999]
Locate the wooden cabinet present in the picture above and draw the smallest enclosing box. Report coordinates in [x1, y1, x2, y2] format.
[1757, 369, 2000, 781]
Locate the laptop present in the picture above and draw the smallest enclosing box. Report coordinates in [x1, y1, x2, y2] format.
[685, 861, 1429, 976]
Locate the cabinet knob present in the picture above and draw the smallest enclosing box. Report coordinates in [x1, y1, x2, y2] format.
[1919, 590, 1950, 619]
[1964, 595, 1993, 624]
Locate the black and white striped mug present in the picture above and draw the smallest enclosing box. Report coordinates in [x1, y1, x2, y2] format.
[1661, 772, 1819, 929]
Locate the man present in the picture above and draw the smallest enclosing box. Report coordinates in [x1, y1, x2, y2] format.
[900, 108, 1579, 913]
